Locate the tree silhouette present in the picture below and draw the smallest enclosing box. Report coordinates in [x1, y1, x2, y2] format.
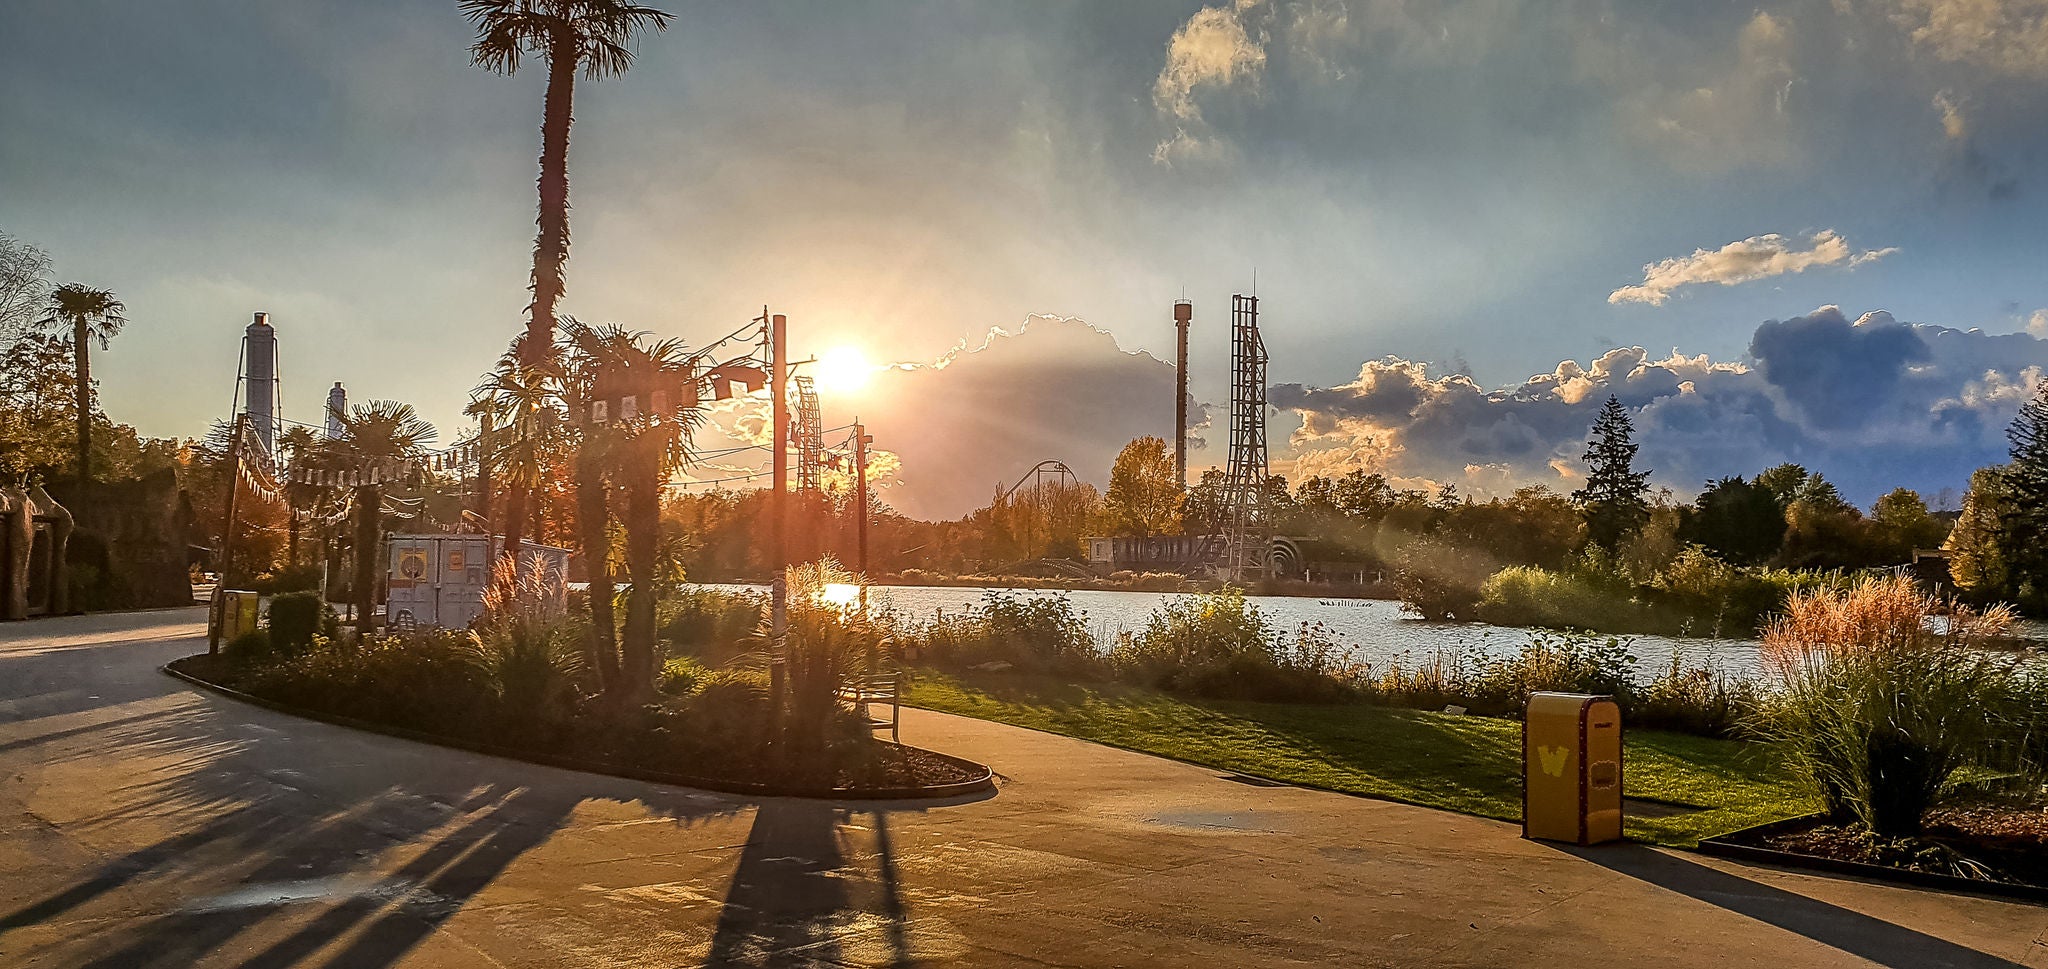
[461, 0, 674, 368]
[1572, 395, 1650, 552]
[38, 283, 126, 484]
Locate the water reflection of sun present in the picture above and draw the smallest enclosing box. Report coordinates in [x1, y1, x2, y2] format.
[821, 583, 861, 607]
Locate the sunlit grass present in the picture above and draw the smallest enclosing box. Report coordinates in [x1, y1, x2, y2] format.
[906, 667, 1813, 847]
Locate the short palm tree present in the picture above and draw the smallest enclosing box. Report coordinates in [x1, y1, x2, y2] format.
[461, 0, 674, 367]
[39, 284, 127, 483]
[326, 401, 437, 634]
[562, 318, 698, 701]
[279, 425, 320, 564]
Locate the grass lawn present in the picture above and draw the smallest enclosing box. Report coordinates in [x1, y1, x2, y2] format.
[905, 667, 1813, 847]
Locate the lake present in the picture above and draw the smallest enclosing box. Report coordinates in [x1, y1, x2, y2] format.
[700, 583, 1769, 679]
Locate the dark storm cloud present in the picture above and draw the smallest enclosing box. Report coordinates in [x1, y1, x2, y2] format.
[1748, 307, 1929, 428]
[1279, 307, 2048, 504]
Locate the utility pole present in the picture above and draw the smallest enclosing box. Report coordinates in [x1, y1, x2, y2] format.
[210, 412, 248, 654]
[768, 310, 789, 726]
[853, 421, 870, 578]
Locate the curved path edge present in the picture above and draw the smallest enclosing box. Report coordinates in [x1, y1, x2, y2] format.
[162, 655, 996, 801]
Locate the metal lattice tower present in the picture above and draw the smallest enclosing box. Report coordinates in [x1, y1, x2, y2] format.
[794, 374, 823, 494]
[1221, 294, 1269, 580]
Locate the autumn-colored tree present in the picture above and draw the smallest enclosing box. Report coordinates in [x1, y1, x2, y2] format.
[1103, 436, 1183, 537]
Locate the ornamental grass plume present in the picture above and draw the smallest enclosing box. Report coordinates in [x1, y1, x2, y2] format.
[474, 551, 581, 726]
[1751, 573, 2026, 837]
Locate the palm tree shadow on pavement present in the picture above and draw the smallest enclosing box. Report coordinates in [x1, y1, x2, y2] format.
[1554, 842, 2026, 969]
[0, 643, 748, 969]
[704, 791, 993, 968]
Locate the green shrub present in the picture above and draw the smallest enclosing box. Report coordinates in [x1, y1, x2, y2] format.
[237, 629, 496, 737]
[266, 590, 328, 657]
[898, 589, 1099, 675]
[658, 655, 710, 696]
[1394, 539, 1489, 621]
[1629, 654, 1756, 737]
[1466, 631, 1636, 707]
[658, 588, 764, 654]
[1652, 547, 1847, 637]
[248, 563, 323, 595]
[1108, 588, 1325, 701]
[223, 629, 274, 667]
[683, 668, 773, 760]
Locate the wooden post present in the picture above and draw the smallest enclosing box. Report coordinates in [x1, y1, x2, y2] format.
[768, 311, 788, 728]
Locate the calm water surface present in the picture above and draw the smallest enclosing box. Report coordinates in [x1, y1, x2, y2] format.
[703, 583, 1769, 679]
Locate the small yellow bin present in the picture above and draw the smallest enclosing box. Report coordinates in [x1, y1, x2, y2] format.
[211, 589, 260, 647]
[1523, 692, 1623, 845]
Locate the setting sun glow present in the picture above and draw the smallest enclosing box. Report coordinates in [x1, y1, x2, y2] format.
[813, 346, 873, 394]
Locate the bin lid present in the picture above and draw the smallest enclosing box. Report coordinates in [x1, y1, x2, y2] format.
[1526, 692, 1614, 717]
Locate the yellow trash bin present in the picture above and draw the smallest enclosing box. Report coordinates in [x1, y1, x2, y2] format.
[210, 589, 260, 651]
[1523, 692, 1623, 845]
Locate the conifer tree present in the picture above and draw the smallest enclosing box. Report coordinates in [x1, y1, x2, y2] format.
[2000, 383, 2048, 606]
[1572, 395, 1651, 552]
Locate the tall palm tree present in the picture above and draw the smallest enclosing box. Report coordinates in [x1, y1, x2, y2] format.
[327, 401, 437, 635]
[461, 0, 673, 368]
[39, 284, 126, 483]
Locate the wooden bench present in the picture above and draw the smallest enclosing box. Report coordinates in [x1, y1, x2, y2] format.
[840, 672, 903, 742]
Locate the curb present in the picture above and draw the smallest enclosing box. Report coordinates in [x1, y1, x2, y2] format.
[163, 658, 996, 802]
[1698, 815, 2048, 906]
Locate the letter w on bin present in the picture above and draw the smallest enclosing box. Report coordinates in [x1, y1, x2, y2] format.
[1523, 692, 1623, 845]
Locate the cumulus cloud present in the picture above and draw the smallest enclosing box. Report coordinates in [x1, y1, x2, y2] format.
[1151, 1, 1268, 162]
[1273, 306, 2048, 505]
[1154, 3, 1268, 121]
[688, 316, 1211, 520]
[1884, 0, 2048, 77]
[1608, 230, 1898, 306]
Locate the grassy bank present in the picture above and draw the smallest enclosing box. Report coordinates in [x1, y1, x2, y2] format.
[905, 667, 1811, 847]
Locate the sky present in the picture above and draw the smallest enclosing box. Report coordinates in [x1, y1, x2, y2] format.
[5, 0, 2048, 518]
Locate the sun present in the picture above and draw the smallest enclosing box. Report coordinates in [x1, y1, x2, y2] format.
[813, 345, 873, 393]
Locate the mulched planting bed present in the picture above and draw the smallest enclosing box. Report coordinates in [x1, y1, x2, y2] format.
[167, 654, 990, 798]
[1722, 793, 2048, 890]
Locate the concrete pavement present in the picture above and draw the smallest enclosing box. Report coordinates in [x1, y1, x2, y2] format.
[1, 608, 2045, 968]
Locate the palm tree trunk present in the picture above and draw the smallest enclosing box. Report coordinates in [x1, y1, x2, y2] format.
[621, 439, 660, 701]
[353, 484, 380, 635]
[575, 449, 621, 695]
[72, 317, 91, 483]
[502, 484, 527, 572]
[525, 33, 577, 368]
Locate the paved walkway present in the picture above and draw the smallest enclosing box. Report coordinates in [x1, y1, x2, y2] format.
[1, 609, 2045, 968]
